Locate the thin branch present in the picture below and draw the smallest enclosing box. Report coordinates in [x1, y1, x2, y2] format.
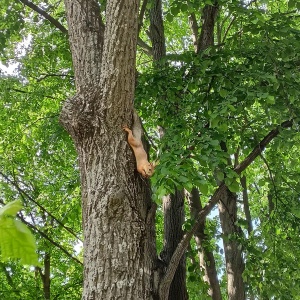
[221, 0, 257, 43]
[18, 0, 68, 34]
[17, 213, 83, 266]
[0, 171, 82, 242]
[9, 88, 56, 100]
[36, 73, 74, 82]
[158, 119, 294, 300]
[234, 120, 293, 174]
[138, 0, 148, 33]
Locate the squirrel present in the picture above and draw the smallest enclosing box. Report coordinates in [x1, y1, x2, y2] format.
[123, 112, 155, 178]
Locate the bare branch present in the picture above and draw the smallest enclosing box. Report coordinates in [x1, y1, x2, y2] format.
[9, 88, 56, 100]
[18, 0, 68, 34]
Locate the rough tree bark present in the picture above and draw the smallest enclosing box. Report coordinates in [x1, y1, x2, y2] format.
[197, 1, 219, 53]
[218, 190, 245, 300]
[160, 190, 188, 300]
[61, 1, 157, 299]
[149, 0, 166, 62]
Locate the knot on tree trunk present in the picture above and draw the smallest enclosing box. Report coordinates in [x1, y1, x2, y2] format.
[59, 88, 102, 140]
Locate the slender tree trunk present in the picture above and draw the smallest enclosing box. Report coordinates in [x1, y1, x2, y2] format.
[36, 252, 51, 299]
[149, 1, 188, 298]
[197, 1, 219, 52]
[43, 252, 51, 300]
[160, 189, 188, 300]
[61, 1, 157, 298]
[218, 189, 245, 300]
[149, 0, 166, 61]
[188, 188, 222, 300]
[241, 176, 253, 234]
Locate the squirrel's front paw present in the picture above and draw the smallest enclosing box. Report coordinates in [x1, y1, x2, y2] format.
[123, 125, 130, 132]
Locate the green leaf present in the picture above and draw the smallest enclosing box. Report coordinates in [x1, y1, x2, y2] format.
[181, 3, 188, 12]
[288, 0, 296, 8]
[210, 140, 219, 146]
[170, 6, 180, 16]
[0, 199, 22, 217]
[199, 183, 208, 195]
[216, 171, 224, 181]
[219, 89, 228, 98]
[227, 179, 240, 193]
[166, 13, 174, 22]
[0, 201, 39, 266]
[266, 95, 275, 104]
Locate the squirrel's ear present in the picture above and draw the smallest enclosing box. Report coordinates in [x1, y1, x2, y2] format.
[151, 161, 159, 168]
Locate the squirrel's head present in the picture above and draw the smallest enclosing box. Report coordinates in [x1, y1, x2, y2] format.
[141, 162, 155, 178]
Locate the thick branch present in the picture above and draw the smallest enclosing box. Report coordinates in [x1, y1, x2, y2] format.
[137, 37, 153, 56]
[138, 0, 148, 32]
[159, 119, 294, 300]
[18, 0, 68, 34]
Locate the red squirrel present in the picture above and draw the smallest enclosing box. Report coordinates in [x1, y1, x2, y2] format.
[123, 112, 155, 178]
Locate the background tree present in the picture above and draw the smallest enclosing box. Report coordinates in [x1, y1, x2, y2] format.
[1, 0, 300, 299]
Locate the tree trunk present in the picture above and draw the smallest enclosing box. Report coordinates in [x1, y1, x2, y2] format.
[149, 0, 166, 61]
[241, 176, 253, 234]
[218, 188, 245, 300]
[160, 189, 188, 300]
[188, 188, 222, 300]
[43, 252, 51, 300]
[61, 1, 157, 298]
[197, 1, 219, 53]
